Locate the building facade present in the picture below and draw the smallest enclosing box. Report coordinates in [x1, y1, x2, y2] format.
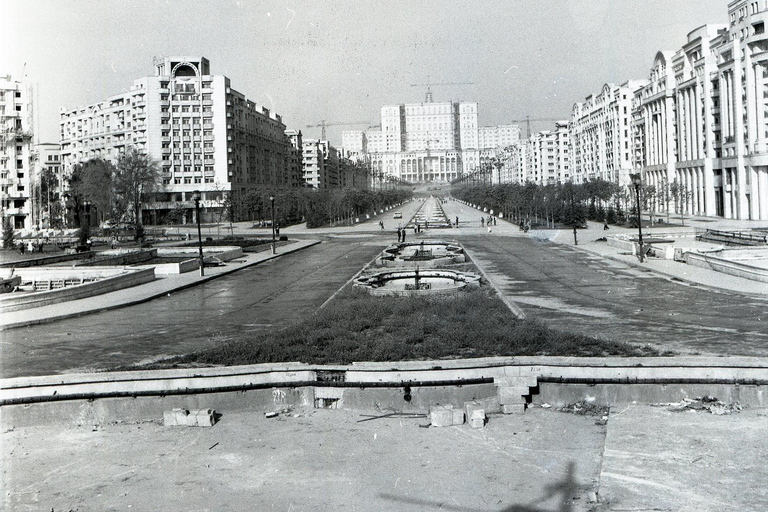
[1, 75, 35, 230]
[571, 80, 647, 185]
[632, 5, 768, 221]
[343, 100, 519, 183]
[59, 56, 298, 223]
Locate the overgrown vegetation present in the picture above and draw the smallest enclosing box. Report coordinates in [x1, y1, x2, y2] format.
[142, 288, 660, 370]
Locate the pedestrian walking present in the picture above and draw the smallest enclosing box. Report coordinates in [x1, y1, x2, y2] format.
[481, 217, 485, 227]
[397, 227, 402, 243]
[380, 220, 384, 230]
[401, 229, 406, 243]
[493, 217, 497, 226]
[455, 216, 459, 226]
[603, 221, 609, 230]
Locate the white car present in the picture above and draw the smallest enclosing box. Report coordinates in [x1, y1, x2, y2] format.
[393, 212, 403, 219]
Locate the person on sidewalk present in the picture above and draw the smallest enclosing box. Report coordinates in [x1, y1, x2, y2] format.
[397, 227, 402, 243]
[604, 221, 609, 230]
[481, 217, 485, 227]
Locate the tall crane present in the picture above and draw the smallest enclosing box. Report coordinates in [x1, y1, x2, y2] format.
[509, 116, 568, 138]
[306, 120, 373, 141]
[410, 77, 473, 103]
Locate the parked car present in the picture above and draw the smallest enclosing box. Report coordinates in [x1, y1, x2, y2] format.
[393, 212, 403, 219]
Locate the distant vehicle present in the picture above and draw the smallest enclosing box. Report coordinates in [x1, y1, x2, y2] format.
[393, 212, 403, 219]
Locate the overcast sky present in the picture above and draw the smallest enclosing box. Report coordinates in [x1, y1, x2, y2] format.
[3, 0, 727, 144]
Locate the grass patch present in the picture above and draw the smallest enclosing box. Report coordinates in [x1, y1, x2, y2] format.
[138, 287, 661, 370]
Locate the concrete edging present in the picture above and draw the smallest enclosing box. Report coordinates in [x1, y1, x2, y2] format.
[3, 356, 766, 406]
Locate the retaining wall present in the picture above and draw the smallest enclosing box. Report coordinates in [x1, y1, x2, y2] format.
[2, 357, 765, 427]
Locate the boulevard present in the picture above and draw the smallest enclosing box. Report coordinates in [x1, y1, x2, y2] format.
[3, 198, 767, 379]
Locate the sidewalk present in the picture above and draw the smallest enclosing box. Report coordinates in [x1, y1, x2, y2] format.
[0, 239, 320, 331]
[446, 200, 768, 297]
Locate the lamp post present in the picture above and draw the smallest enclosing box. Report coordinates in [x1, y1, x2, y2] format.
[631, 173, 645, 263]
[82, 199, 92, 248]
[193, 190, 204, 276]
[270, 194, 276, 254]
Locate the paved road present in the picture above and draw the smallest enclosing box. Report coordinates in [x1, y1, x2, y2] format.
[1, 238, 383, 378]
[462, 235, 768, 356]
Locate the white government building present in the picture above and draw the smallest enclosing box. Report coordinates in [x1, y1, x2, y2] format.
[342, 97, 520, 184]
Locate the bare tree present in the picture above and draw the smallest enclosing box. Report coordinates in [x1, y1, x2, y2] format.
[113, 148, 161, 240]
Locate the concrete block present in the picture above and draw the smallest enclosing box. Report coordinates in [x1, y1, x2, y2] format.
[469, 409, 486, 429]
[189, 409, 215, 427]
[451, 408, 465, 426]
[429, 406, 453, 427]
[502, 403, 526, 415]
[163, 408, 189, 426]
[498, 386, 529, 405]
[163, 408, 216, 427]
[495, 375, 538, 388]
[464, 398, 500, 419]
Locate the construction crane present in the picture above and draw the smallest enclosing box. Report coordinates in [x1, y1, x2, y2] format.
[306, 120, 373, 141]
[410, 77, 473, 103]
[509, 116, 568, 138]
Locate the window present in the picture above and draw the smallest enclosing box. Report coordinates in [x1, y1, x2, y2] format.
[174, 177, 182, 184]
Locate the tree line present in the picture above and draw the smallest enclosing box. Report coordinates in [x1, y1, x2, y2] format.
[451, 177, 695, 229]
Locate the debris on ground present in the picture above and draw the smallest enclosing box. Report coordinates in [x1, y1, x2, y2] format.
[653, 396, 742, 415]
[558, 401, 610, 417]
[265, 412, 279, 418]
[358, 411, 428, 423]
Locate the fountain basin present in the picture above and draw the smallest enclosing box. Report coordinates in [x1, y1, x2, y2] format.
[354, 269, 481, 296]
[376, 242, 466, 268]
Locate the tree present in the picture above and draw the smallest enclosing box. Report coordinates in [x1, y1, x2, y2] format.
[113, 148, 161, 240]
[68, 159, 114, 226]
[2, 216, 14, 249]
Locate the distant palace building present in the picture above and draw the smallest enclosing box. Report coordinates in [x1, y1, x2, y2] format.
[59, 56, 300, 223]
[342, 97, 520, 183]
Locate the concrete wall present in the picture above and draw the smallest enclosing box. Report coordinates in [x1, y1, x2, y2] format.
[686, 252, 768, 283]
[1, 380, 763, 429]
[157, 246, 243, 262]
[0, 267, 156, 313]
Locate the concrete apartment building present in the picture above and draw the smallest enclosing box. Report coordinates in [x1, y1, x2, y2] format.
[344, 100, 519, 184]
[571, 81, 647, 185]
[1, 75, 35, 231]
[630, 2, 768, 221]
[59, 56, 297, 223]
[715, 0, 768, 220]
[509, 121, 570, 186]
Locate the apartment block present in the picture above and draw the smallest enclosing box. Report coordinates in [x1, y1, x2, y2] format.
[571, 81, 647, 185]
[1, 75, 34, 230]
[59, 56, 296, 223]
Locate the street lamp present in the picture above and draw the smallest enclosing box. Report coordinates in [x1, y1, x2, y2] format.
[270, 194, 276, 254]
[83, 199, 92, 248]
[630, 173, 645, 263]
[193, 190, 204, 276]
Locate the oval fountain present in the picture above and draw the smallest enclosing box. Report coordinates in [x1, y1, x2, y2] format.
[354, 267, 481, 296]
[376, 241, 466, 268]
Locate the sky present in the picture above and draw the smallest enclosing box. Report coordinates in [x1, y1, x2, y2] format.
[3, 0, 727, 145]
